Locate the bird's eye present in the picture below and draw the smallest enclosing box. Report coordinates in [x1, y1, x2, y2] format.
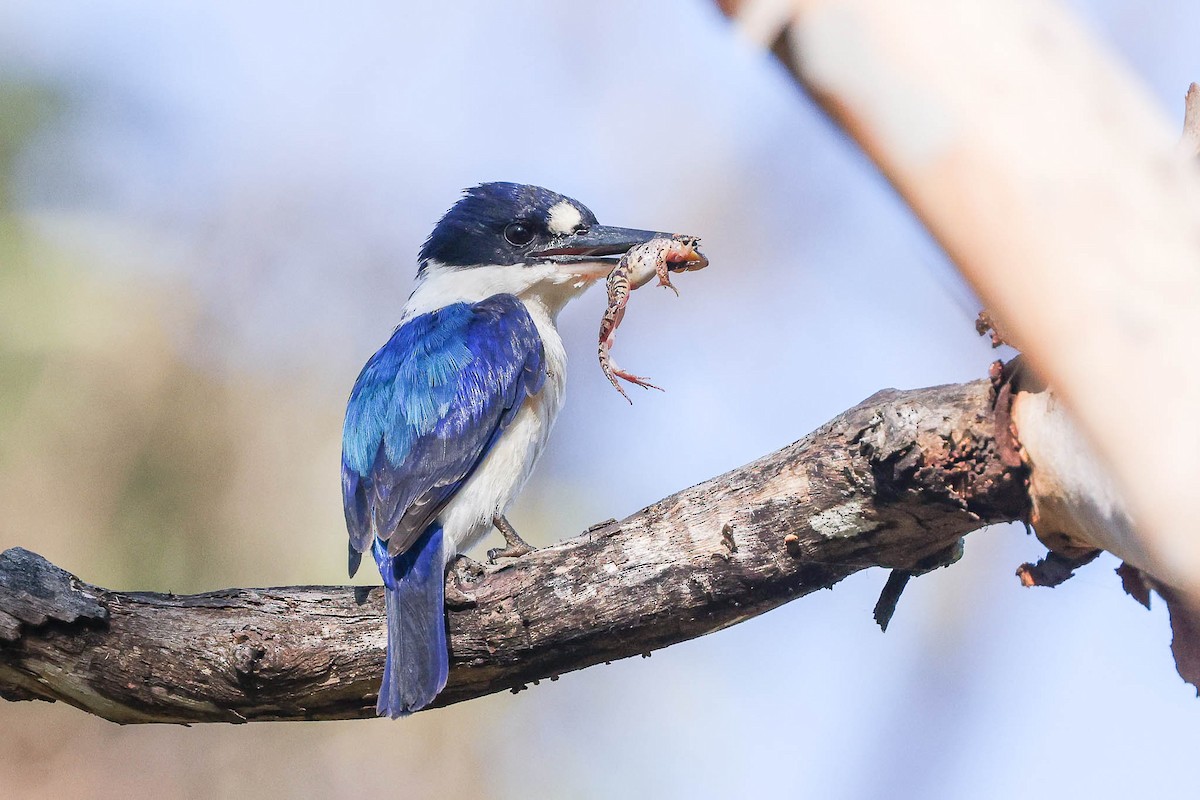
[574, 225, 589, 236]
[504, 222, 535, 246]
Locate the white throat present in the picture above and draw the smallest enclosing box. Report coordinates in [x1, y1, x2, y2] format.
[402, 260, 606, 320]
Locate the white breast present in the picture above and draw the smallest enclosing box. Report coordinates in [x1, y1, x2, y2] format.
[435, 297, 568, 553]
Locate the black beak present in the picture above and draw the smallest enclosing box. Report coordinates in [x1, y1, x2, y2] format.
[530, 225, 674, 260]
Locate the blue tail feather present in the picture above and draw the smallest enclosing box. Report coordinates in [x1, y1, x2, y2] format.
[373, 525, 449, 718]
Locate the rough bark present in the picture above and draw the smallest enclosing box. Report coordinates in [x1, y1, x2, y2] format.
[0, 380, 1027, 724]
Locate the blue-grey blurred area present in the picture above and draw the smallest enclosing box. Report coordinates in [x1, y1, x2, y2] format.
[1, 1, 1197, 797]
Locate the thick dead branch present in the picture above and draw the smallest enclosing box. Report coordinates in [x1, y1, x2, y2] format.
[0, 380, 1027, 724]
[720, 0, 1200, 597]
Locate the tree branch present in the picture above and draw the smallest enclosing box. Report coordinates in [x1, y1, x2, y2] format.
[0, 380, 1027, 723]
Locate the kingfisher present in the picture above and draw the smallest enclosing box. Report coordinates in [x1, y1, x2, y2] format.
[342, 182, 678, 717]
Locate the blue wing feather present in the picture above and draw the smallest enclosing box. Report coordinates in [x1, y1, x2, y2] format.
[341, 293, 545, 568]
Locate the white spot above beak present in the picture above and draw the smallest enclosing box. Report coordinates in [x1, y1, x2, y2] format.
[547, 201, 584, 236]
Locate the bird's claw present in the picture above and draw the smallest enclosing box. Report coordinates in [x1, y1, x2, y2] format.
[489, 514, 536, 563]
[487, 543, 533, 563]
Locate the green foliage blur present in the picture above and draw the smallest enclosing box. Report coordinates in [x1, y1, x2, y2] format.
[0, 81, 351, 592]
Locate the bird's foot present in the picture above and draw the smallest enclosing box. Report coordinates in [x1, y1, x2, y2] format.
[487, 543, 534, 563]
[446, 555, 483, 608]
[488, 514, 536, 563]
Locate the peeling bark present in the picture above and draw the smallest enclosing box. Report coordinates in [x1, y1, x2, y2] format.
[0, 380, 1027, 724]
[993, 360, 1200, 692]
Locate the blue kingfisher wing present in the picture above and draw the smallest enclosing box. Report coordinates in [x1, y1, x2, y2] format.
[341, 294, 545, 575]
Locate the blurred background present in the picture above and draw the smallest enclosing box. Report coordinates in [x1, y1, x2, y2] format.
[0, 1, 1197, 798]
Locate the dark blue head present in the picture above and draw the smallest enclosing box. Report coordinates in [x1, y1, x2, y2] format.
[417, 182, 671, 275]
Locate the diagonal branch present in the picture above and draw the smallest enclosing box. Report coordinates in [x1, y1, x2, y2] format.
[0, 380, 1027, 724]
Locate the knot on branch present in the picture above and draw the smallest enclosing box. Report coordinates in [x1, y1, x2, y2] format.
[232, 627, 274, 690]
